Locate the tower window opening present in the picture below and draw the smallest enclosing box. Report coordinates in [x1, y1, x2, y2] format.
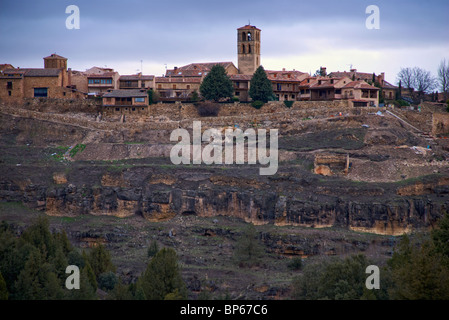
[248, 44, 251, 53]
[242, 32, 246, 41]
[247, 32, 252, 41]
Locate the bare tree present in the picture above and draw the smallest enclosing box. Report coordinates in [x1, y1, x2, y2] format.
[413, 67, 436, 98]
[397, 67, 436, 100]
[397, 67, 414, 90]
[438, 59, 449, 101]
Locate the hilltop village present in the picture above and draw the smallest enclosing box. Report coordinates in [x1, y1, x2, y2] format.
[1, 24, 403, 113]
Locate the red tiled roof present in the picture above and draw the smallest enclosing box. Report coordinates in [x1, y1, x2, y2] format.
[237, 25, 261, 31]
[343, 80, 379, 90]
[43, 53, 67, 60]
[120, 74, 154, 81]
[266, 70, 307, 82]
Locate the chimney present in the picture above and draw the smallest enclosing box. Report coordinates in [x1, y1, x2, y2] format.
[282, 68, 286, 71]
[68, 68, 72, 87]
[350, 68, 357, 72]
[320, 67, 327, 76]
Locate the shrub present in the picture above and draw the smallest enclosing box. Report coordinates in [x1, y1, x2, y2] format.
[196, 102, 220, 117]
[287, 257, 303, 271]
[284, 100, 294, 108]
[251, 100, 264, 109]
[147, 240, 159, 258]
[98, 271, 117, 291]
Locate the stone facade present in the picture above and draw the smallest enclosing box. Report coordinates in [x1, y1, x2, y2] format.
[237, 25, 261, 75]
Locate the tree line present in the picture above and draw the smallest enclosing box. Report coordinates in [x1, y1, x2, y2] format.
[0, 215, 186, 300]
[396, 58, 449, 102]
[1, 212, 448, 300]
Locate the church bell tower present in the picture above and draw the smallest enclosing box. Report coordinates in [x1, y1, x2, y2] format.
[237, 25, 261, 75]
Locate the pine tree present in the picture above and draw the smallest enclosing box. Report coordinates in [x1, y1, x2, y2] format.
[0, 272, 8, 300]
[139, 247, 187, 300]
[147, 240, 159, 258]
[87, 243, 116, 278]
[199, 65, 234, 102]
[249, 66, 273, 103]
[233, 224, 263, 267]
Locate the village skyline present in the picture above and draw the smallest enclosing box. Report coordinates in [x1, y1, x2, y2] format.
[1, 0, 448, 84]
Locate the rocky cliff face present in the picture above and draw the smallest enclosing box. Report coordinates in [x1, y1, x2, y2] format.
[1, 163, 447, 236]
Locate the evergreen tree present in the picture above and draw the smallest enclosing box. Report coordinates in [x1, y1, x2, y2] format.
[199, 64, 234, 102]
[233, 224, 264, 267]
[249, 66, 273, 103]
[83, 261, 98, 291]
[147, 240, 159, 258]
[87, 243, 116, 278]
[432, 212, 449, 262]
[396, 80, 402, 100]
[107, 277, 132, 300]
[0, 272, 8, 300]
[139, 247, 187, 300]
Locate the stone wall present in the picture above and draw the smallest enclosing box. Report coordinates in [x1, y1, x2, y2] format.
[433, 113, 449, 136]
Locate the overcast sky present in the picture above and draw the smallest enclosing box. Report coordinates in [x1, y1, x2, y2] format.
[1, 0, 448, 84]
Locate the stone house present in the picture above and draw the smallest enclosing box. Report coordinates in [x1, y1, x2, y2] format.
[0, 54, 84, 102]
[266, 69, 308, 101]
[341, 80, 380, 107]
[87, 71, 120, 96]
[119, 73, 155, 90]
[102, 89, 148, 114]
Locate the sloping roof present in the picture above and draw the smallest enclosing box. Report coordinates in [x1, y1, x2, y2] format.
[43, 53, 67, 60]
[342, 80, 379, 90]
[382, 80, 398, 89]
[237, 25, 261, 31]
[329, 71, 374, 81]
[166, 62, 237, 77]
[120, 74, 154, 81]
[4, 68, 61, 77]
[155, 76, 201, 83]
[266, 70, 307, 82]
[87, 72, 117, 78]
[103, 89, 147, 98]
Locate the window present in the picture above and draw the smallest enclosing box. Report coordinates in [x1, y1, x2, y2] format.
[8, 91, 11, 96]
[34, 88, 48, 98]
[277, 83, 282, 91]
[173, 84, 176, 89]
[242, 32, 246, 41]
[115, 108, 120, 111]
[247, 32, 252, 41]
[248, 44, 251, 53]
[7, 82, 12, 89]
[235, 91, 240, 96]
[187, 85, 190, 90]
[135, 97, 145, 103]
[132, 108, 136, 111]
